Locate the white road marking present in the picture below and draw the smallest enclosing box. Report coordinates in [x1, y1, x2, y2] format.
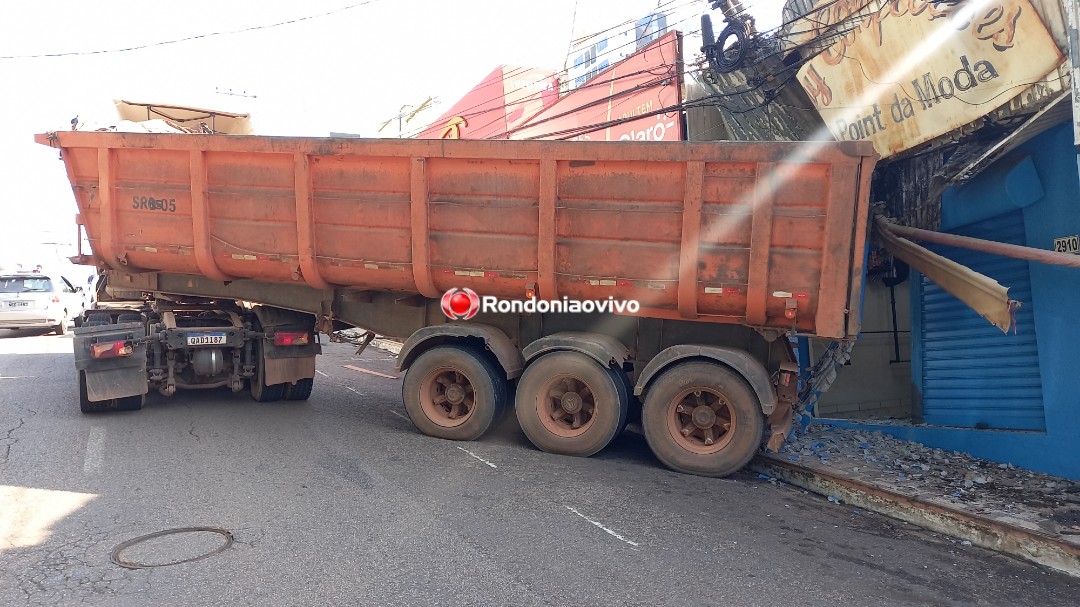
[345, 386, 362, 395]
[343, 364, 398, 380]
[564, 506, 640, 547]
[456, 446, 497, 468]
[389, 410, 410, 421]
[83, 427, 106, 473]
[316, 370, 329, 378]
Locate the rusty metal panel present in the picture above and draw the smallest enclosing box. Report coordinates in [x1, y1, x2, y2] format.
[35, 132, 877, 339]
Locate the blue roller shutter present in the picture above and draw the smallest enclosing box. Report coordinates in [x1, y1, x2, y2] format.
[917, 211, 1044, 430]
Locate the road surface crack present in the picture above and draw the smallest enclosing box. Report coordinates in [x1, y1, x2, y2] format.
[188, 422, 201, 443]
[1, 417, 26, 463]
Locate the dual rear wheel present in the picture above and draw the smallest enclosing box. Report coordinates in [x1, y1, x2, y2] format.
[641, 362, 763, 478]
[400, 344, 763, 477]
[249, 339, 315, 403]
[401, 345, 509, 441]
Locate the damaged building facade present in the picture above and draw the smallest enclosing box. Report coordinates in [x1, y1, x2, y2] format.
[414, 0, 1079, 478]
[691, 0, 1080, 478]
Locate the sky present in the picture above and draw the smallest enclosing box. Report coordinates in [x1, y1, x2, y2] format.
[0, 0, 782, 271]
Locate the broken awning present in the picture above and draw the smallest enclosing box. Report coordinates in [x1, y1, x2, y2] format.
[114, 100, 254, 135]
[873, 216, 1018, 333]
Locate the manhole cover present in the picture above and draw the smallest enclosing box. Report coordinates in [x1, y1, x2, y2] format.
[111, 527, 234, 569]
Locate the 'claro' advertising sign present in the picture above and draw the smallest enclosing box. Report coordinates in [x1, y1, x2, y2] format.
[795, 0, 1064, 158]
[509, 31, 682, 142]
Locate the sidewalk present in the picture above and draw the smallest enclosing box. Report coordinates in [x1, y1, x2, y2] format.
[750, 423, 1080, 577]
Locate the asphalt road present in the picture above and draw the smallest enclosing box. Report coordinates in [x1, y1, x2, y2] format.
[0, 330, 1075, 606]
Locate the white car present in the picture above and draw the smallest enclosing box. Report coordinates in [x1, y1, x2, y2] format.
[0, 272, 86, 335]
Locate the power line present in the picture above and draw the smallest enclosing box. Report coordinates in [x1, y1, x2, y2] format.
[404, 3, 703, 138]
[0, 1, 382, 60]
[404, 0, 916, 142]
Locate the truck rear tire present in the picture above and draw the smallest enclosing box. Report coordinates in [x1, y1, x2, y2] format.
[401, 345, 507, 441]
[284, 377, 314, 401]
[116, 394, 145, 411]
[250, 340, 285, 402]
[78, 371, 106, 413]
[514, 351, 629, 458]
[641, 361, 763, 477]
[84, 312, 112, 328]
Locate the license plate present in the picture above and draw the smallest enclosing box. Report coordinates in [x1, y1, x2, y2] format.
[187, 333, 226, 346]
[6, 301, 29, 308]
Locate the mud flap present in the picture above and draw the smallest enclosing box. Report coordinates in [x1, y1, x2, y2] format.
[74, 321, 148, 402]
[83, 367, 148, 402]
[263, 356, 316, 386]
[765, 361, 800, 452]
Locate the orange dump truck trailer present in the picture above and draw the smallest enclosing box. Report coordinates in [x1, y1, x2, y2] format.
[37, 131, 876, 477]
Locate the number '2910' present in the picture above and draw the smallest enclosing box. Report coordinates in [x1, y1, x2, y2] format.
[132, 195, 176, 212]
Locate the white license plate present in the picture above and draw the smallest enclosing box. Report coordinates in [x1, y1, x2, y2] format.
[6, 301, 29, 308]
[187, 333, 226, 346]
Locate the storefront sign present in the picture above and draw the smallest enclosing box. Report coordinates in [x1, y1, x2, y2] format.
[796, 0, 1064, 157]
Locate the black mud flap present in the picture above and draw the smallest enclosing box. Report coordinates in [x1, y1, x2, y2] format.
[83, 367, 148, 401]
[74, 322, 148, 401]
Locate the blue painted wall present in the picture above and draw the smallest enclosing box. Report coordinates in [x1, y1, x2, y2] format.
[825, 121, 1080, 480]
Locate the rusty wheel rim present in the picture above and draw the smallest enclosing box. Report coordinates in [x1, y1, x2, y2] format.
[666, 387, 736, 454]
[536, 374, 597, 438]
[419, 366, 476, 428]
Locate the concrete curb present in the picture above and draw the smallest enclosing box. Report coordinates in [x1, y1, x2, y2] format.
[749, 455, 1080, 578]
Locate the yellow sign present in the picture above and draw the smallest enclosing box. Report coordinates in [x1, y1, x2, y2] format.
[795, 0, 1063, 158]
[440, 117, 467, 139]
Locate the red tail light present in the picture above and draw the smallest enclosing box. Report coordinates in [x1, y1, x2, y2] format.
[91, 341, 134, 359]
[274, 331, 310, 346]
[784, 298, 798, 320]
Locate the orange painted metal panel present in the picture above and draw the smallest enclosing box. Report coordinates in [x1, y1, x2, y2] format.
[35, 132, 877, 338]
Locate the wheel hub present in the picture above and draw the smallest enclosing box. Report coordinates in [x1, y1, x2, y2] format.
[560, 392, 583, 414]
[691, 405, 716, 429]
[670, 387, 736, 455]
[445, 384, 466, 405]
[419, 367, 475, 428]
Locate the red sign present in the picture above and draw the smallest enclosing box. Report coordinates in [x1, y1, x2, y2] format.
[415, 66, 558, 140]
[508, 31, 682, 142]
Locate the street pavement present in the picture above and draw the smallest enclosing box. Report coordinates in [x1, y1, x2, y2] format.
[1, 330, 1076, 606]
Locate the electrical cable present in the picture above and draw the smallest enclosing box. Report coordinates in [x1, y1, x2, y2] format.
[0, 1, 383, 60]
[404, 4, 706, 138]
[405, 1, 703, 137]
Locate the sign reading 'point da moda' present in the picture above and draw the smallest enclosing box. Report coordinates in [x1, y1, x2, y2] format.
[796, 0, 1064, 158]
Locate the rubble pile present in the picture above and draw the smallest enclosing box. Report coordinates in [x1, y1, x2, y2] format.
[779, 423, 1080, 537]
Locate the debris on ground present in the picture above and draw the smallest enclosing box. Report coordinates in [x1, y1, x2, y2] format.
[780, 423, 1080, 539]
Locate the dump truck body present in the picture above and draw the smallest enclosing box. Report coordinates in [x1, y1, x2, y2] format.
[40, 132, 874, 339]
[38, 131, 877, 477]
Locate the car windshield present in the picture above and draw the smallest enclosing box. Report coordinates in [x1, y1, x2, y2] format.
[0, 276, 54, 293]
